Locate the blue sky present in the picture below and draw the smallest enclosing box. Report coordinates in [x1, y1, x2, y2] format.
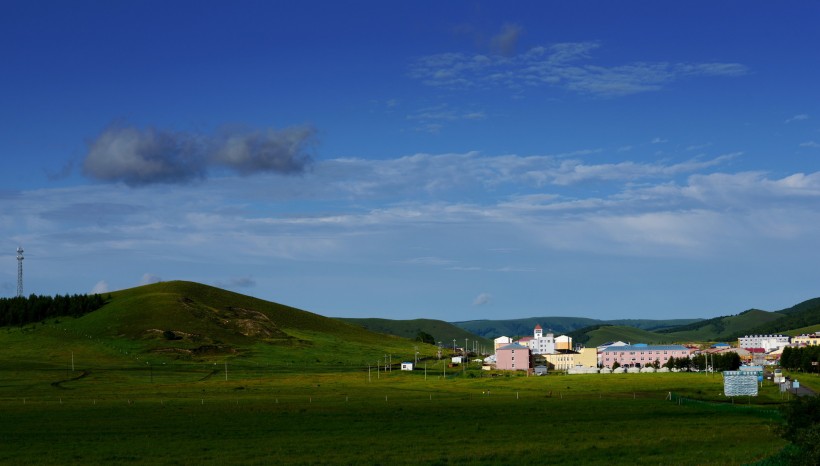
[2, 1, 820, 321]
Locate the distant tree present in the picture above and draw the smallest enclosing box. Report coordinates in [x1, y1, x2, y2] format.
[0, 293, 107, 328]
[414, 331, 435, 345]
[612, 361, 620, 370]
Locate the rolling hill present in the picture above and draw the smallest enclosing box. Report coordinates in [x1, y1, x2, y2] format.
[566, 325, 677, 348]
[337, 317, 492, 352]
[0, 281, 438, 368]
[655, 297, 820, 341]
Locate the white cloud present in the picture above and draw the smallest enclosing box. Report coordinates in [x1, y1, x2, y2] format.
[799, 141, 820, 149]
[409, 41, 748, 96]
[473, 292, 492, 306]
[785, 114, 809, 124]
[139, 273, 162, 285]
[91, 280, 109, 294]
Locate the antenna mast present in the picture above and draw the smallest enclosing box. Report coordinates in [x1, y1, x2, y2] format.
[16, 247, 24, 297]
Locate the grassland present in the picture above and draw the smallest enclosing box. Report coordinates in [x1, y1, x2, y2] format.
[0, 361, 789, 465]
[0, 282, 804, 465]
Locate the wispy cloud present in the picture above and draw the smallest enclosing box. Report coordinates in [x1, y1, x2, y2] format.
[785, 114, 809, 124]
[309, 151, 736, 198]
[404, 256, 456, 266]
[91, 280, 109, 294]
[82, 124, 316, 186]
[407, 105, 487, 133]
[139, 273, 162, 285]
[409, 41, 748, 96]
[799, 141, 820, 149]
[473, 292, 492, 306]
[490, 23, 523, 57]
[214, 276, 257, 289]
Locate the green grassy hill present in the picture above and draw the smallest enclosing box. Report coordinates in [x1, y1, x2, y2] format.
[337, 317, 491, 352]
[0, 281, 437, 369]
[659, 309, 784, 341]
[655, 297, 820, 341]
[567, 325, 674, 348]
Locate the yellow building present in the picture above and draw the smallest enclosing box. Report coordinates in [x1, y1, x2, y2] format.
[536, 347, 598, 371]
[576, 348, 598, 368]
[555, 335, 573, 351]
[541, 351, 577, 370]
[792, 333, 819, 346]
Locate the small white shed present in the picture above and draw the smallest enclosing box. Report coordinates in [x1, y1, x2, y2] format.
[400, 362, 414, 371]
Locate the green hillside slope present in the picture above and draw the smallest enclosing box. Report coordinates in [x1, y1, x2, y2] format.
[567, 325, 673, 348]
[0, 281, 436, 369]
[739, 297, 820, 337]
[654, 297, 820, 341]
[658, 309, 784, 341]
[337, 318, 492, 352]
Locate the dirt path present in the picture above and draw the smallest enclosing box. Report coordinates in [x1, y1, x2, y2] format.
[50, 370, 90, 389]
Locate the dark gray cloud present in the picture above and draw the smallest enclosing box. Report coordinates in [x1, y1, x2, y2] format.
[82, 124, 315, 186]
[212, 126, 316, 176]
[83, 126, 205, 186]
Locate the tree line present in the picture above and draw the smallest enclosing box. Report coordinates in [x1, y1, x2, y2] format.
[0, 293, 107, 327]
[780, 345, 820, 373]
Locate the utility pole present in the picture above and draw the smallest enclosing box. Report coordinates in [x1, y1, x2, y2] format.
[16, 247, 24, 297]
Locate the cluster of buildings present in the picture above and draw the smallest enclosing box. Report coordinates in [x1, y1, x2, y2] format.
[488, 325, 820, 373]
[704, 333, 820, 365]
[492, 325, 691, 373]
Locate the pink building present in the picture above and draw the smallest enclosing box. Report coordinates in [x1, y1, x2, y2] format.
[600, 344, 694, 368]
[496, 343, 531, 371]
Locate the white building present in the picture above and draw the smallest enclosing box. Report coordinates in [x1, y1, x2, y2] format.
[400, 362, 413, 371]
[528, 324, 556, 355]
[494, 336, 513, 351]
[738, 335, 790, 352]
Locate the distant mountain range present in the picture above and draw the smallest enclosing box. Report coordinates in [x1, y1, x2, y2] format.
[340, 298, 820, 349]
[450, 317, 699, 340]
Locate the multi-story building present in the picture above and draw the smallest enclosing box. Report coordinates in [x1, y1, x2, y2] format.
[538, 348, 598, 370]
[599, 344, 694, 368]
[496, 343, 531, 371]
[792, 333, 820, 346]
[738, 335, 790, 352]
[526, 324, 556, 355]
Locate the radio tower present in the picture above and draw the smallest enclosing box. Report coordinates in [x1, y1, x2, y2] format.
[16, 247, 24, 298]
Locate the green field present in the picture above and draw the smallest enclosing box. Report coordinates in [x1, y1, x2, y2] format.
[0, 360, 791, 465]
[0, 282, 806, 464]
